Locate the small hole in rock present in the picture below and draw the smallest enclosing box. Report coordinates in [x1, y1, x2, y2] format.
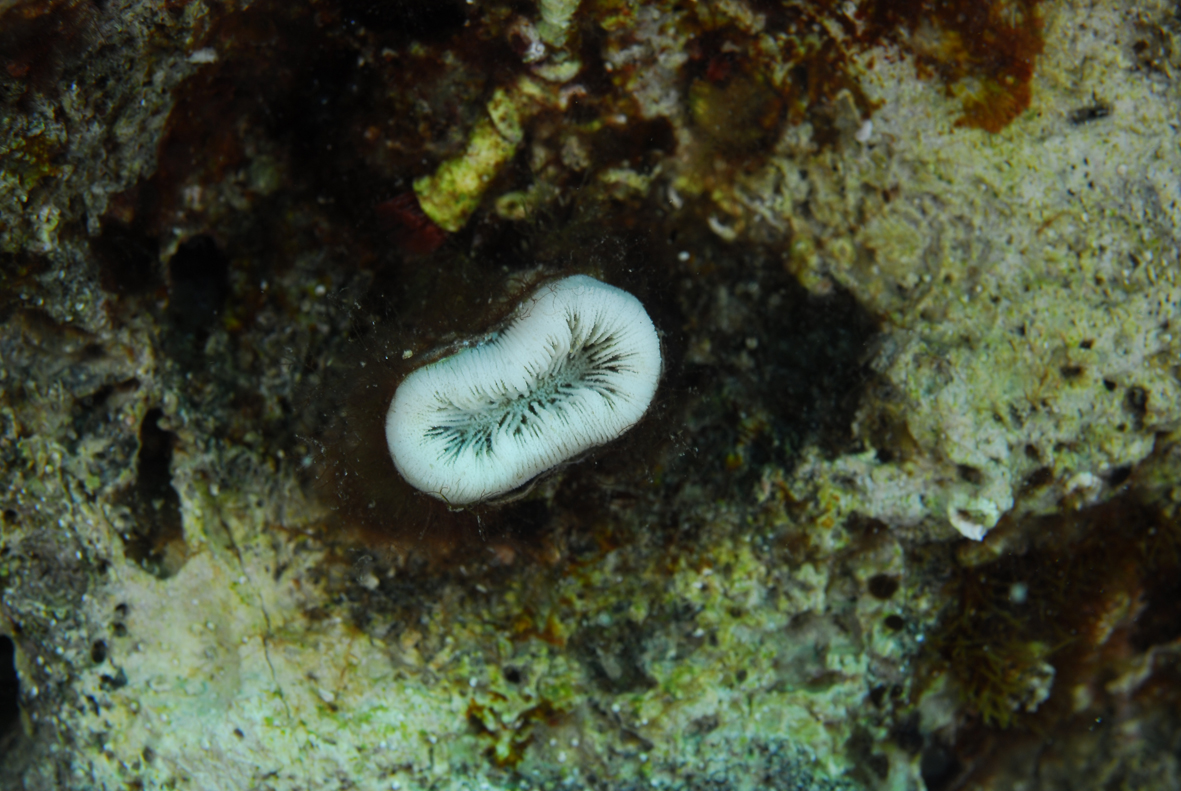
[867, 574, 899, 600]
[1108, 465, 1132, 486]
[100, 668, 128, 691]
[0, 635, 19, 750]
[920, 740, 963, 791]
[1124, 386, 1148, 422]
[956, 465, 984, 485]
[1019, 466, 1054, 495]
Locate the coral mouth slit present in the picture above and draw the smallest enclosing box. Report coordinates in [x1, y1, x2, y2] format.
[386, 275, 662, 505]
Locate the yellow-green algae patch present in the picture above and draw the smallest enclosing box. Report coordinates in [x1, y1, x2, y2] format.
[33, 431, 925, 789]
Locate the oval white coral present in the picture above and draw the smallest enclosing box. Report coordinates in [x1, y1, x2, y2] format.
[386, 275, 662, 505]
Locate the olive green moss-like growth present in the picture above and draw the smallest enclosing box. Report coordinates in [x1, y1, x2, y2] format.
[928, 576, 1057, 730]
[924, 493, 1181, 734]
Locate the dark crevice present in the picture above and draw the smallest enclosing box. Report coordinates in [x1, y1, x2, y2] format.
[760, 282, 878, 460]
[116, 408, 187, 579]
[335, 0, 469, 40]
[90, 220, 160, 298]
[164, 235, 231, 369]
[664, 252, 879, 499]
[867, 574, 899, 600]
[496, 499, 551, 544]
[571, 620, 657, 694]
[920, 738, 963, 791]
[0, 635, 19, 756]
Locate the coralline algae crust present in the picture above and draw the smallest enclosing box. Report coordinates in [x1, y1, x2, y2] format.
[767, 0, 1181, 540]
[36, 473, 896, 791]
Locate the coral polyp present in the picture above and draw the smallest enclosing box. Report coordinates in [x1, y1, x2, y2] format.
[386, 275, 662, 504]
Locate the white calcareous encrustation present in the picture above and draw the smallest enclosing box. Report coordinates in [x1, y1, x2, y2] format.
[386, 275, 662, 504]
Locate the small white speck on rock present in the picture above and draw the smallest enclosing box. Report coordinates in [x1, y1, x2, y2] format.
[187, 48, 218, 64]
[1009, 582, 1029, 604]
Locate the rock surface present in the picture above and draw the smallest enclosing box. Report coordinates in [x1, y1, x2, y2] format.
[2, 1, 1181, 789]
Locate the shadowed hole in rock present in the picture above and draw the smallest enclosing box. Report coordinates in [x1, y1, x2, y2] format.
[867, 574, 899, 600]
[957, 464, 985, 485]
[336, 0, 468, 39]
[1107, 465, 1133, 486]
[164, 235, 231, 368]
[1018, 465, 1054, 496]
[920, 738, 963, 791]
[572, 621, 656, 694]
[890, 713, 922, 755]
[666, 255, 879, 499]
[1123, 385, 1148, 428]
[99, 668, 128, 691]
[756, 281, 878, 464]
[115, 408, 187, 579]
[496, 499, 551, 544]
[0, 635, 18, 755]
[90, 220, 160, 298]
